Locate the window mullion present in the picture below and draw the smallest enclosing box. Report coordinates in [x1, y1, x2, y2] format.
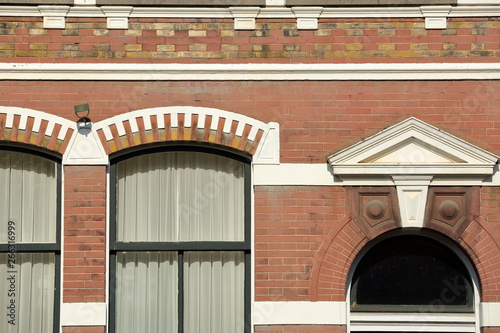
[178, 251, 184, 333]
[112, 241, 249, 252]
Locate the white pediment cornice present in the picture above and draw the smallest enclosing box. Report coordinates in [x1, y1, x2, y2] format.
[328, 117, 498, 184]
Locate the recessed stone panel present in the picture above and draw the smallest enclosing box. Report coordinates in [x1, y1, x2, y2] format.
[424, 187, 478, 240]
[348, 187, 401, 239]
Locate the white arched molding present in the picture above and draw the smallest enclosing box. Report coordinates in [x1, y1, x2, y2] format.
[92, 106, 280, 164]
[0, 106, 77, 157]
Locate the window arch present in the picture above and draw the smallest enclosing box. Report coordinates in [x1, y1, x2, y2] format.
[0, 145, 61, 333]
[109, 145, 251, 333]
[348, 229, 480, 333]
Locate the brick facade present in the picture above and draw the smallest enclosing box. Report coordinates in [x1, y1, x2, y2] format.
[0, 2, 500, 332]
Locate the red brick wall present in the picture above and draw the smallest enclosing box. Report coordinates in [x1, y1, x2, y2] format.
[1, 80, 500, 163]
[64, 165, 106, 302]
[255, 186, 346, 301]
[483, 328, 500, 333]
[481, 187, 500, 235]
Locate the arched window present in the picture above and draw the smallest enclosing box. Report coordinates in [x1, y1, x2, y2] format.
[0, 146, 61, 333]
[349, 232, 478, 332]
[109, 146, 251, 333]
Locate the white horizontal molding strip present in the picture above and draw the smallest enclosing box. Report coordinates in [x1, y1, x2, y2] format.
[254, 164, 500, 186]
[4, 63, 500, 81]
[253, 301, 347, 325]
[0, 5, 500, 18]
[457, 0, 500, 4]
[60, 302, 107, 326]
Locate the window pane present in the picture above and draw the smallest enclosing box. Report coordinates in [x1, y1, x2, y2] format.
[0, 253, 55, 333]
[184, 251, 245, 333]
[115, 251, 178, 333]
[351, 236, 473, 312]
[116, 152, 244, 242]
[0, 151, 57, 243]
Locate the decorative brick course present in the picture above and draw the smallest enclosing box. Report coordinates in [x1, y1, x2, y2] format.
[0, 108, 75, 154]
[0, 17, 499, 62]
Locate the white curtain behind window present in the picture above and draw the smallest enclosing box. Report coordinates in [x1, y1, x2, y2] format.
[184, 251, 244, 333]
[0, 152, 56, 243]
[0, 253, 55, 333]
[115, 252, 178, 333]
[116, 152, 244, 242]
[115, 151, 246, 332]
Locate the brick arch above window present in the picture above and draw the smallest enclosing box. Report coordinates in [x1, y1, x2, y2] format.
[310, 211, 500, 303]
[94, 106, 280, 164]
[0, 106, 75, 155]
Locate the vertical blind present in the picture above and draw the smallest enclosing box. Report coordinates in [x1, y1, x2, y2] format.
[114, 151, 246, 333]
[0, 152, 57, 243]
[116, 152, 244, 242]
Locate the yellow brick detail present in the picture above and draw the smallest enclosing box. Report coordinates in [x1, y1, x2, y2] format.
[0, 43, 14, 50]
[107, 140, 117, 153]
[29, 29, 47, 36]
[171, 128, 178, 141]
[411, 43, 428, 50]
[378, 43, 395, 51]
[119, 136, 130, 150]
[125, 30, 142, 37]
[188, 30, 206, 37]
[157, 30, 175, 37]
[124, 44, 142, 51]
[346, 44, 363, 51]
[29, 43, 48, 50]
[189, 44, 207, 52]
[132, 132, 141, 146]
[157, 45, 175, 52]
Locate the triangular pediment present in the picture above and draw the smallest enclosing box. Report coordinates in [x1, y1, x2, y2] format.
[360, 137, 466, 164]
[328, 117, 498, 181]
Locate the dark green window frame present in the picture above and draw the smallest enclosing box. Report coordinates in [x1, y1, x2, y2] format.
[0, 145, 61, 333]
[109, 145, 252, 333]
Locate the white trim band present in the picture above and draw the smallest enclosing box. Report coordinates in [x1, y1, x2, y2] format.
[253, 302, 500, 327]
[60, 302, 107, 326]
[253, 163, 500, 186]
[4, 63, 500, 81]
[253, 301, 347, 325]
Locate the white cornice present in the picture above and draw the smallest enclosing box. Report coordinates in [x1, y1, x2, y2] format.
[458, 0, 500, 4]
[3, 63, 500, 81]
[0, 5, 499, 19]
[258, 7, 295, 18]
[450, 6, 500, 16]
[0, 6, 40, 16]
[130, 7, 232, 18]
[321, 7, 423, 18]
